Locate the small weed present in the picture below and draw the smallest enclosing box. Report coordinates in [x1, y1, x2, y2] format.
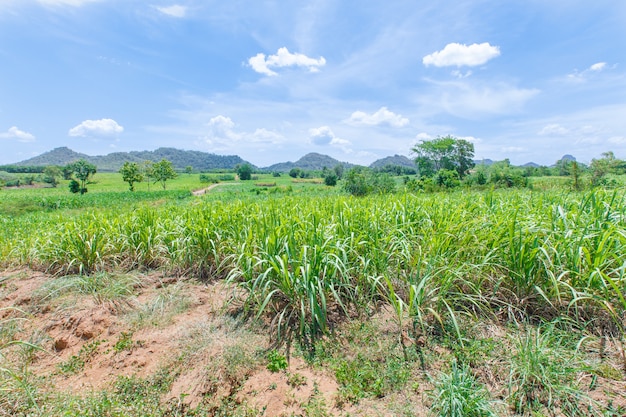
[267, 349, 288, 372]
[286, 371, 307, 387]
[335, 353, 410, 404]
[58, 339, 103, 375]
[113, 332, 134, 353]
[430, 361, 498, 417]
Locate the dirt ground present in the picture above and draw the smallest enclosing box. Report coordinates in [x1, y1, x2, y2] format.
[1, 268, 625, 416]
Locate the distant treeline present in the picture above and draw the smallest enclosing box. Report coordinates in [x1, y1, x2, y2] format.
[0, 165, 50, 174]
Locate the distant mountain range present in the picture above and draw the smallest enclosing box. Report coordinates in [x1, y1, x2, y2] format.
[14, 147, 411, 172]
[12, 146, 571, 172]
[15, 147, 254, 172]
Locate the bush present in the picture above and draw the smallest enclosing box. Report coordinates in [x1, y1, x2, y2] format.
[324, 173, 338, 186]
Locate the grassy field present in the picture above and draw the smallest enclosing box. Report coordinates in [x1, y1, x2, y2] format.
[0, 173, 625, 416]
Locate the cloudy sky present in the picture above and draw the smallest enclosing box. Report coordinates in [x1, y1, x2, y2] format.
[1, 0, 625, 167]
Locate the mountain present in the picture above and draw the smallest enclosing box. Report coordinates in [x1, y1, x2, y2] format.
[474, 158, 494, 166]
[369, 155, 414, 169]
[264, 152, 356, 172]
[16, 147, 91, 166]
[15, 147, 254, 172]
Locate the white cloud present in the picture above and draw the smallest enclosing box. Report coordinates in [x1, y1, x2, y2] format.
[608, 136, 626, 145]
[0, 126, 35, 142]
[308, 126, 350, 147]
[207, 115, 241, 141]
[251, 128, 284, 144]
[155, 5, 187, 18]
[203, 116, 283, 146]
[38, 0, 100, 6]
[415, 132, 433, 141]
[590, 62, 607, 72]
[538, 124, 569, 136]
[248, 47, 326, 76]
[423, 42, 500, 67]
[566, 62, 612, 82]
[68, 118, 124, 137]
[346, 107, 409, 127]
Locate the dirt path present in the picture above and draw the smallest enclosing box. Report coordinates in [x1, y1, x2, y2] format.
[191, 182, 237, 196]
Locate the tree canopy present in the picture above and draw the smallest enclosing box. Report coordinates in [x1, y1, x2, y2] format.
[66, 159, 97, 194]
[119, 162, 144, 191]
[151, 159, 177, 190]
[412, 135, 475, 178]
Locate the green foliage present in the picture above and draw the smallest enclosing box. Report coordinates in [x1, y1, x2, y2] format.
[430, 361, 498, 417]
[59, 340, 103, 374]
[237, 163, 253, 181]
[342, 167, 395, 196]
[508, 326, 591, 415]
[335, 353, 410, 402]
[151, 159, 177, 190]
[66, 159, 97, 194]
[199, 173, 219, 183]
[412, 135, 475, 178]
[68, 179, 81, 194]
[42, 165, 62, 187]
[266, 350, 288, 372]
[289, 167, 301, 178]
[435, 168, 461, 188]
[119, 162, 144, 192]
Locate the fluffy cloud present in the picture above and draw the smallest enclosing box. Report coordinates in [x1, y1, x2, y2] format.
[69, 118, 124, 137]
[203, 116, 283, 145]
[248, 47, 326, 76]
[0, 126, 35, 142]
[308, 126, 350, 147]
[346, 107, 409, 127]
[155, 5, 187, 18]
[207, 115, 241, 141]
[423, 42, 500, 67]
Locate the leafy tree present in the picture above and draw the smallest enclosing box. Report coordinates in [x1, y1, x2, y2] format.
[42, 165, 62, 187]
[151, 159, 177, 190]
[333, 164, 344, 180]
[323, 169, 338, 186]
[119, 162, 144, 192]
[185, 165, 193, 175]
[236, 163, 252, 180]
[343, 167, 395, 196]
[142, 161, 154, 191]
[435, 169, 460, 188]
[289, 168, 301, 178]
[412, 135, 474, 178]
[66, 159, 97, 194]
[343, 167, 370, 196]
[589, 151, 625, 186]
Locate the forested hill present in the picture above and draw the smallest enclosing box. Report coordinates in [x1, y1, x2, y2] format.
[15, 147, 254, 172]
[265, 152, 356, 172]
[369, 154, 414, 169]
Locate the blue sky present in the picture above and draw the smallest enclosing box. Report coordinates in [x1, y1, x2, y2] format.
[1, 0, 625, 167]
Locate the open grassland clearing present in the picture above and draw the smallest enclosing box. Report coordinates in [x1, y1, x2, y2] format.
[1, 177, 625, 416]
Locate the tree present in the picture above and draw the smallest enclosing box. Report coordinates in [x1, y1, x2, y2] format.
[589, 151, 625, 186]
[151, 159, 177, 190]
[119, 162, 144, 192]
[236, 164, 252, 181]
[42, 165, 62, 187]
[66, 159, 97, 194]
[289, 168, 301, 178]
[411, 135, 474, 178]
[185, 165, 193, 175]
[142, 161, 154, 191]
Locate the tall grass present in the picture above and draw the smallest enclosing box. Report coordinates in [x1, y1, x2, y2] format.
[2, 188, 626, 348]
